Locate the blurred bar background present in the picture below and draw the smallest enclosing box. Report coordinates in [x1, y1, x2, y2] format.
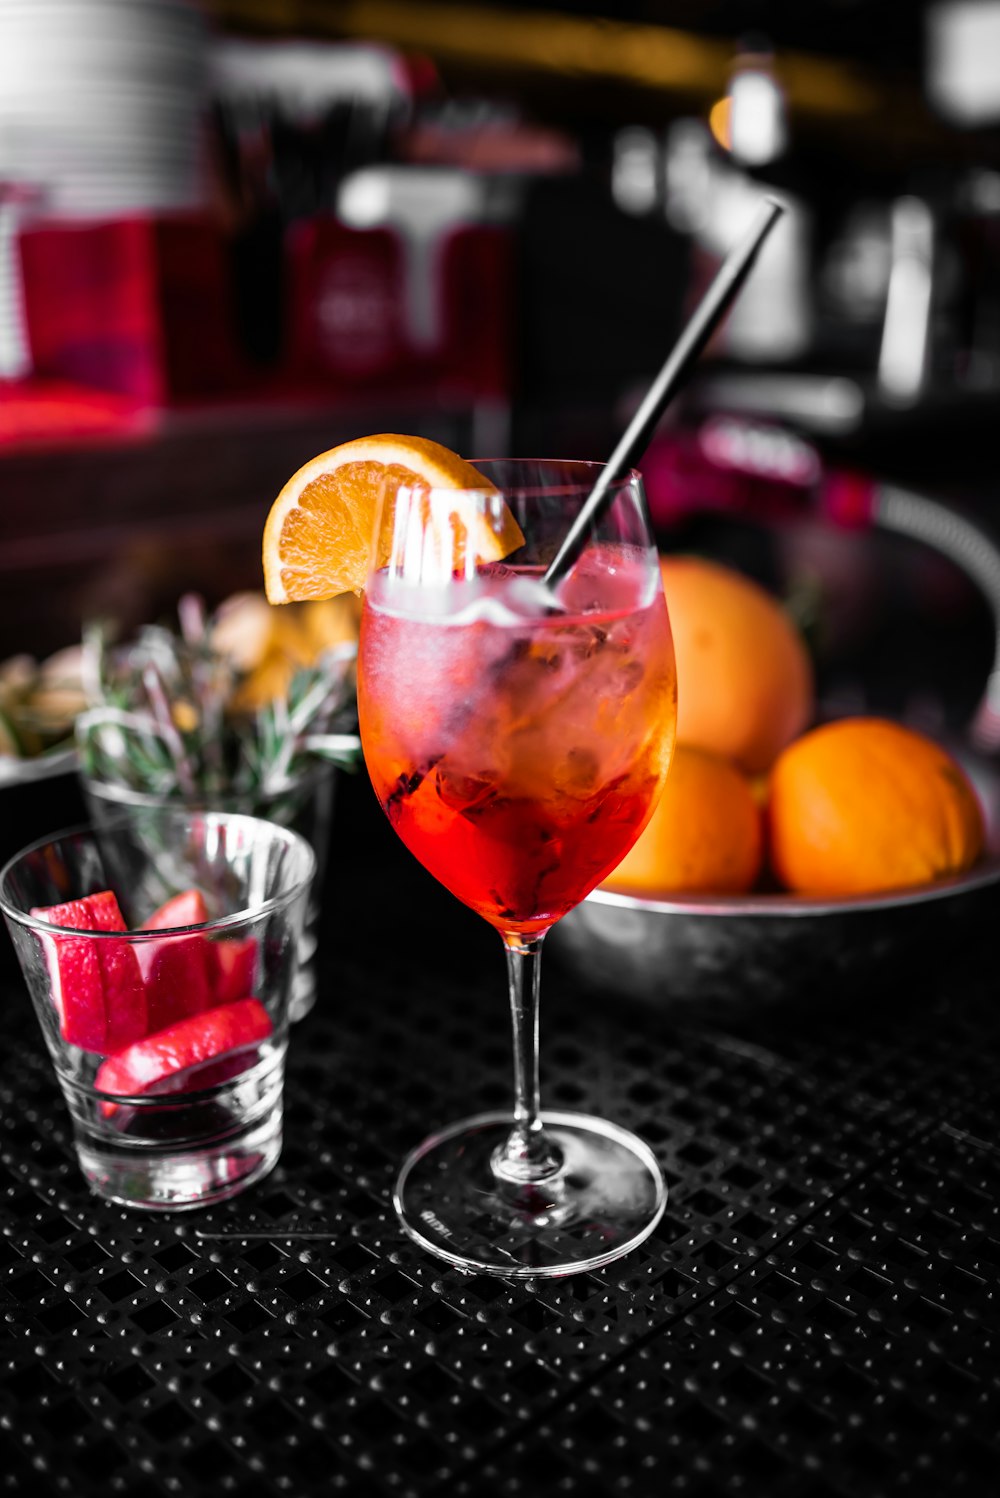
[2, 0, 1000, 735]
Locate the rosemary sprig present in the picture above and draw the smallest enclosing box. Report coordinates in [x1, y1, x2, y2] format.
[76, 597, 360, 808]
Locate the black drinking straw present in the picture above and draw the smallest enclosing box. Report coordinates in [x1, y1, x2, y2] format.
[542, 195, 786, 592]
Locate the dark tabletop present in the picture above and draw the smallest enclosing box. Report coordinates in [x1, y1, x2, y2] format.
[1, 767, 999, 1498]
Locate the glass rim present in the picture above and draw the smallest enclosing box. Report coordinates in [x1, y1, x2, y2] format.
[389, 459, 645, 503]
[0, 810, 318, 936]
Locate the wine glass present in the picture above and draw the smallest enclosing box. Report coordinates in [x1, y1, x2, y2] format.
[357, 459, 677, 1276]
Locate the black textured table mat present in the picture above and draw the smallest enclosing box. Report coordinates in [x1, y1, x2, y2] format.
[1, 777, 999, 1496]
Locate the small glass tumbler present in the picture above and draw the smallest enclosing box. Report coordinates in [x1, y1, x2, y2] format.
[80, 763, 335, 1023]
[0, 808, 315, 1211]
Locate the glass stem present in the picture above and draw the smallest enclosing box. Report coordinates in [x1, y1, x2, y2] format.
[493, 932, 561, 1185]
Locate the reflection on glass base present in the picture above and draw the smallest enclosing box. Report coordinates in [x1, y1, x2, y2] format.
[76, 1109, 282, 1212]
[394, 1110, 666, 1279]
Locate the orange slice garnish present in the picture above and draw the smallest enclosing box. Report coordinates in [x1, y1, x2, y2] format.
[262, 433, 523, 604]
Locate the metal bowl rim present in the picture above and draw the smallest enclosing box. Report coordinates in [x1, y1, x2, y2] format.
[589, 854, 1000, 920]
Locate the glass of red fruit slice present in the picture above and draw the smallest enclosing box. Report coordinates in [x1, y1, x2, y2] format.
[0, 808, 315, 1210]
[80, 762, 337, 1026]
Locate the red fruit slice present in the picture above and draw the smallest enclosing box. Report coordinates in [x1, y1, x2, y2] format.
[31, 891, 147, 1053]
[32, 895, 109, 1051]
[74, 891, 147, 1051]
[137, 935, 216, 1032]
[143, 889, 210, 931]
[212, 937, 258, 1005]
[95, 998, 274, 1113]
[35, 930, 105, 1051]
[34, 891, 124, 938]
[136, 889, 215, 1032]
[100, 937, 150, 1051]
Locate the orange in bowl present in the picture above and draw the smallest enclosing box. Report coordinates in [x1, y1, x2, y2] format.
[660, 556, 814, 775]
[766, 716, 985, 897]
[602, 744, 763, 897]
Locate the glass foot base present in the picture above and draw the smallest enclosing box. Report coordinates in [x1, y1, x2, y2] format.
[394, 1110, 666, 1278]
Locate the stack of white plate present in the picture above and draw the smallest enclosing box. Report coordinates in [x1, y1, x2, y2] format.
[210, 37, 413, 125]
[0, 0, 208, 219]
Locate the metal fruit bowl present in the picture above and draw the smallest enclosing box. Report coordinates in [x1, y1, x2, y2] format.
[551, 479, 1000, 1011]
[552, 828, 1000, 1009]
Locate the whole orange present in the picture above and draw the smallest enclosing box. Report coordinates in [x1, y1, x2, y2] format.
[602, 744, 763, 897]
[767, 716, 985, 897]
[660, 556, 814, 775]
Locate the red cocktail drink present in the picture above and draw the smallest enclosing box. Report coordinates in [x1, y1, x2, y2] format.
[360, 548, 675, 936]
